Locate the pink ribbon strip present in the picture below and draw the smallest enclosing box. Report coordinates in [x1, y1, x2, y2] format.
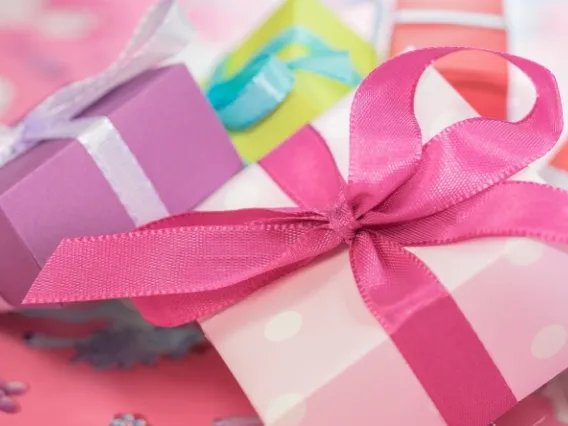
[24, 47, 568, 426]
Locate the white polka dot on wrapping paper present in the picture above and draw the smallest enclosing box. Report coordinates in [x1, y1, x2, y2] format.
[0, 76, 14, 118]
[264, 311, 303, 342]
[504, 238, 545, 266]
[531, 324, 568, 360]
[38, 9, 97, 39]
[223, 180, 261, 209]
[265, 393, 307, 426]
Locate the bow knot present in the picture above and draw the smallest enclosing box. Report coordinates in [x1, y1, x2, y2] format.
[324, 191, 361, 243]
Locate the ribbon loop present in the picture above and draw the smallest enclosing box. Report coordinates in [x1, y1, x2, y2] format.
[348, 47, 562, 218]
[206, 26, 362, 131]
[380, 181, 568, 247]
[207, 54, 295, 131]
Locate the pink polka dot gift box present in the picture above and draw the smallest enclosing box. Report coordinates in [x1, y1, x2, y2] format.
[23, 47, 568, 426]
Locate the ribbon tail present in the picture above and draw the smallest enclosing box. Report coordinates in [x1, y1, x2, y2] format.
[134, 223, 342, 326]
[24, 210, 340, 326]
[132, 256, 315, 327]
[352, 232, 516, 425]
[383, 181, 568, 247]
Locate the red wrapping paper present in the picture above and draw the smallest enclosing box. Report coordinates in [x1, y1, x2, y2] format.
[390, 0, 508, 120]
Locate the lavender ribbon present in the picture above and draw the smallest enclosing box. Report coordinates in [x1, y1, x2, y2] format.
[0, 0, 192, 226]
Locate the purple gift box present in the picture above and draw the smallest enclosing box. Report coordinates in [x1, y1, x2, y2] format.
[0, 64, 244, 309]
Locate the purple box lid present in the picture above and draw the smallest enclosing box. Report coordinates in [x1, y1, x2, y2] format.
[0, 64, 244, 307]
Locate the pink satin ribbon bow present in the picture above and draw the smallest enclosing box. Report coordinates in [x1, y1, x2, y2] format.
[25, 47, 568, 425]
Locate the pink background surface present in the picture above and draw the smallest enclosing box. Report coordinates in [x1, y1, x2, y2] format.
[0, 0, 157, 125]
[0, 313, 255, 425]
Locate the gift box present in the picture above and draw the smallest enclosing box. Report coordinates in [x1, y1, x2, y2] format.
[196, 58, 560, 426]
[0, 305, 255, 425]
[0, 1, 244, 310]
[205, 0, 377, 163]
[23, 47, 568, 426]
[390, 0, 508, 120]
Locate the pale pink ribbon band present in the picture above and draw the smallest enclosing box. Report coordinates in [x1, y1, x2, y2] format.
[393, 9, 507, 31]
[24, 47, 567, 426]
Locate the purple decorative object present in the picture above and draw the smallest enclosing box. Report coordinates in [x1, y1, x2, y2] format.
[212, 417, 263, 426]
[0, 380, 27, 414]
[110, 413, 149, 426]
[0, 64, 243, 308]
[25, 323, 205, 369]
[22, 301, 206, 369]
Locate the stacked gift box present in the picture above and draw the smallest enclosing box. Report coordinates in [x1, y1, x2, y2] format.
[2, 0, 568, 425]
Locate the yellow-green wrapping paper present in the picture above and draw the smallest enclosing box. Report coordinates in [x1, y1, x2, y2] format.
[216, 0, 377, 163]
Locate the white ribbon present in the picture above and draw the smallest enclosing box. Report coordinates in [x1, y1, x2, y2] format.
[393, 9, 507, 31]
[0, 0, 193, 226]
